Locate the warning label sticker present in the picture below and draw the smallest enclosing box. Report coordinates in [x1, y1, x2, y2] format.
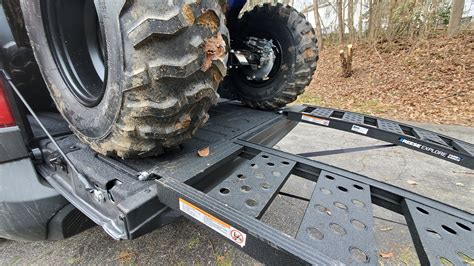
[301, 114, 330, 126]
[351, 125, 369, 135]
[179, 198, 247, 247]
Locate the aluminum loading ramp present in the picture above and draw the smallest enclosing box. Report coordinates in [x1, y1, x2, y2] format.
[37, 102, 473, 265]
[156, 104, 473, 265]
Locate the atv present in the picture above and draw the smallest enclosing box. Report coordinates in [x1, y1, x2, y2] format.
[2, 4, 473, 264]
[5, 0, 318, 158]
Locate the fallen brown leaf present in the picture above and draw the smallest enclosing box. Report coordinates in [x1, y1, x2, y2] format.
[380, 252, 395, 258]
[116, 250, 136, 263]
[198, 147, 210, 157]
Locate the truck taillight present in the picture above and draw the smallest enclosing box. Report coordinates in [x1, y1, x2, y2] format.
[0, 78, 15, 127]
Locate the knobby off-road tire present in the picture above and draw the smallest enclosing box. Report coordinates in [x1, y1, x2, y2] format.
[220, 4, 318, 110]
[21, 0, 228, 158]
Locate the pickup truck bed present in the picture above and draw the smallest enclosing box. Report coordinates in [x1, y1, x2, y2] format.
[35, 102, 297, 239]
[31, 101, 473, 265]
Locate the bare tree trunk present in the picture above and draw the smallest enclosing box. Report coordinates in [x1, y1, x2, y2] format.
[339, 44, 354, 77]
[426, 0, 439, 32]
[448, 0, 464, 37]
[358, 0, 364, 36]
[348, 0, 355, 41]
[369, 0, 382, 39]
[387, 0, 396, 37]
[313, 0, 324, 50]
[421, 0, 431, 35]
[432, 0, 439, 25]
[368, 0, 374, 38]
[337, 0, 345, 44]
[432, 0, 438, 19]
[376, 0, 383, 38]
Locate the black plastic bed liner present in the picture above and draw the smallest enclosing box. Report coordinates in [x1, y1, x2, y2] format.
[37, 102, 298, 238]
[36, 101, 474, 265]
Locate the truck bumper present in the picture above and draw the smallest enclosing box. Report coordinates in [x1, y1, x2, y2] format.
[0, 158, 81, 241]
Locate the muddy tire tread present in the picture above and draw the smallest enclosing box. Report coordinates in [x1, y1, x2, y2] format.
[87, 1, 227, 158]
[223, 3, 318, 110]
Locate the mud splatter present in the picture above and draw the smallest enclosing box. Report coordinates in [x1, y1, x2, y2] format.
[212, 68, 223, 83]
[201, 34, 226, 72]
[182, 4, 195, 25]
[175, 114, 191, 130]
[303, 48, 316, 59]
[197, 10, 220, 33]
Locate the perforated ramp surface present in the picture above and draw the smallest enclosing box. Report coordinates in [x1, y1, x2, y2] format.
[402, 199, 474, 265]
[208, 152, 295, 218]
[296, 170, 377, 264]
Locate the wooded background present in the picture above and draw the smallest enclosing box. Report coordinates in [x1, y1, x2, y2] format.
[244, 0, 472, 49]
[243, 0, 473, 126]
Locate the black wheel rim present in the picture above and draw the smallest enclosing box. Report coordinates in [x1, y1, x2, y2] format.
[42, 0, 107, 107]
